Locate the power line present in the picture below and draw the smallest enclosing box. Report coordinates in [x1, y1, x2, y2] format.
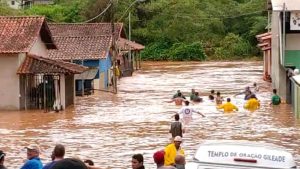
[83, 2, 112, 23]
[43, 1, 112, 23]
[117, 0, 143, 22]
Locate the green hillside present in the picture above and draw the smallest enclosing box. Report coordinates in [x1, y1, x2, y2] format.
[0, 0, 268, 61]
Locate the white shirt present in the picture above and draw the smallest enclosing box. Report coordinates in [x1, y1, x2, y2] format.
[178, 106, 197, 119]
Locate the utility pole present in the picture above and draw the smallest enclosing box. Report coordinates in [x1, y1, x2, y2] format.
[129, 11, 133, 71]
[111, 0, 118, 93]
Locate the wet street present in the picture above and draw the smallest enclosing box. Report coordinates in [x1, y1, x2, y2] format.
[1, 61, 300, 169]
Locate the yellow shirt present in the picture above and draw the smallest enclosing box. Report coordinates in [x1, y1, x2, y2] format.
[217, 102, 238, 113]
[164, 143, 185, 166]
[244, 98, 260, 111]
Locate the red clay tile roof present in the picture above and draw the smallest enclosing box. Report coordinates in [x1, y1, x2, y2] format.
[49, 23, 125, 39]
[118, 38, 145, 51]
[17, 54, 87, 74]
[0, 16, 56, 53]
[48, 36, 112, 60]
[256, 32, 271, 38]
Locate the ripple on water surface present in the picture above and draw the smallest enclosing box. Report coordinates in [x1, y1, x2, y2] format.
[1, 61, 300, 169]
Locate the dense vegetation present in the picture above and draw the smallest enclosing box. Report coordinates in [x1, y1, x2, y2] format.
[0, 0, 267, 61]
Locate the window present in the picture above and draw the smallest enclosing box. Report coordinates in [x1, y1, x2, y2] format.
[11, 0, 15, 5]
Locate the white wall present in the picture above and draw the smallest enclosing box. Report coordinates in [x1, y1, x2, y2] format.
[0, 53, 26, 110]
[271, 11, 287, 100]
[29, 36, 48, 57]
[7, 0, 21, 9]
[60, 74, 66, 109]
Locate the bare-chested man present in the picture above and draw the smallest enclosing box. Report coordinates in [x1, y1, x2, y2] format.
[167, 93, 187, 105]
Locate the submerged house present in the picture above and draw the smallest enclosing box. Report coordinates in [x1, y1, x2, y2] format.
[117, 38, 145, 76]
[0, 16, 86, 111]
[267, 0, 300, 117]
[48, 23, 128, 92]
[256, 32, 272, 82]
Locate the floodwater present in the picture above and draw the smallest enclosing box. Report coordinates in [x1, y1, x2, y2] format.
[1, 61, 300, 169]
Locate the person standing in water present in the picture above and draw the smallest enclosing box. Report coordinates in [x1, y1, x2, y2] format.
[235, 86, 253, 100]
[253, 82, 259, 93]
[208, 90, 215, 100]
[173, 90, 186, 99]
[167, 93, 187, 106]
[178, 101, 205, 126]
[189, 89, 196, 101]
[217, 98, 238, 113]
[215, 91, 223, 105]
[270, 89, 281, 105]
[169, 113, 184, 139]
[244, 94, 260, 112]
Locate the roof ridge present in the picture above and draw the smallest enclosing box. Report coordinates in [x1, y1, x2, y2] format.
[0, 16, 45, 19]
[53, 35, 112, 38]
[49, 22, 123, 25]
[27, 54, 87, 73]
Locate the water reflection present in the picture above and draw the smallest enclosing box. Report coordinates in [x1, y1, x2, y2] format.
[0, 61, 300, 169]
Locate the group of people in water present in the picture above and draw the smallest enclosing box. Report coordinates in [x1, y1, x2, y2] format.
[159, 83, 283, 169]
[169, 82, 281, 114]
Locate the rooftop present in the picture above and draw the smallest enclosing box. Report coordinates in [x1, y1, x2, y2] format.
[49, 36, 112, 60]
[0, 16, 56, 53]
[17, 54, 87, 74]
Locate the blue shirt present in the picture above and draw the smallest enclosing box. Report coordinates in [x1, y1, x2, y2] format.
[20, 157, 43, 169]
[42, 161, 57, 169]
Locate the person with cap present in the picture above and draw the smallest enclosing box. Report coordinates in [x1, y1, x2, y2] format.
[131, 154, 145, 169]
[175, 155, 185, 169]
[21, 144, 43, 169]
[153, 151, 175, 169]
[51, 158, 88, 169]
[0, 150, 7, 169]
[164, 136, 185, 166]
[43, 144, 65, 169]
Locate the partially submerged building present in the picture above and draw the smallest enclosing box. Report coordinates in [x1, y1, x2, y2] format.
[265, 0, 300, 117]
[0, 16, 86, 111]
[48, 23, 117, 91]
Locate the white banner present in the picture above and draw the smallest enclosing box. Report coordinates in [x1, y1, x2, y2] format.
[290, 12, 300, 30]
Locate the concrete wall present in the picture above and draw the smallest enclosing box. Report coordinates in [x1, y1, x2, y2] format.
[65, 75, 74, 108]
[271, 11, 287, 100]
[29, 36, 48, 57]
[0, 53, 26, 110]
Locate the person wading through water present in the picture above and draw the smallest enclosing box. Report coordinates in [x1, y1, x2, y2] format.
[169, 113, 184, 140]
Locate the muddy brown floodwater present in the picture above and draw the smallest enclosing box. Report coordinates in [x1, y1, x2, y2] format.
[1, 61, 300, 169]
